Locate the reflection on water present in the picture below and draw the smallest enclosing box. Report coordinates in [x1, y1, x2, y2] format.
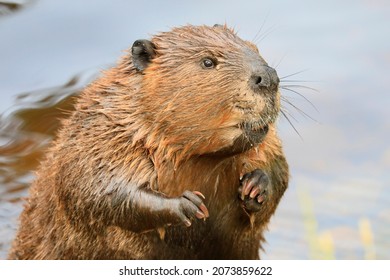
[0, 72, 97, 258]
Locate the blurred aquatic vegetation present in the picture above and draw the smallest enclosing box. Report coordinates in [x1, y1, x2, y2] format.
[359, 218, 375, 260]
[298, 185, 335, 259]
[298, 185, 377, 259]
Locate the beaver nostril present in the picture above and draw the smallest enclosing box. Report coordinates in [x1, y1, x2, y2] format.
[250, 74, 270, 89]
[249, 65, 279, 92]
[255, 76, 262, 85]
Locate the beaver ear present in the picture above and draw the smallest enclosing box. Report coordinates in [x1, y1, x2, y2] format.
[131, 39, 156, 71]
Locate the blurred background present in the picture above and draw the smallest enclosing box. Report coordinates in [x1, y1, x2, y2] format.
[0, 0, 389, 259]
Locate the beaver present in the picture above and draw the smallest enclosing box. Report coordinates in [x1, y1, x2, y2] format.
[8, 24, 289, 260]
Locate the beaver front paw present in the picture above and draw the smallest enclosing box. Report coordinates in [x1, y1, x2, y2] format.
[170, 191, 209, 227]
[238, 169, 270, 212]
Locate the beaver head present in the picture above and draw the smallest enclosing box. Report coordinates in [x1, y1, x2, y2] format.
[130, 25, 280, 161]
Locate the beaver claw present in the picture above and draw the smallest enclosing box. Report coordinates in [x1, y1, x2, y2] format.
[238, 169, 270, 212]
[174, 190, 209, 227]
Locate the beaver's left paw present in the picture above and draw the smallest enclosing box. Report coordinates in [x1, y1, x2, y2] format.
[238, 169, 270, 212]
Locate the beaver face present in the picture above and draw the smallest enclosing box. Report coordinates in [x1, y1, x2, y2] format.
[133, 25, 280, 157]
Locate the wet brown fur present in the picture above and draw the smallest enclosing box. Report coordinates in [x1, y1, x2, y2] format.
[9, 25, 289, 259]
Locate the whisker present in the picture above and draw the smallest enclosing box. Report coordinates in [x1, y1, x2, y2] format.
[278, 70, 319, 139]
[281, 96, 318, 122]
[281, 84, 319, 93]
[280, 106, 299, 123]
[273, 52, 288, 69]
[252, 13, 269, 43]
[280, 80, 315, 83]
[254, 25, 278, 45]
[279, 69, 309, 80]
[281, 86, 319, 112]
[280, 109, 303, 140]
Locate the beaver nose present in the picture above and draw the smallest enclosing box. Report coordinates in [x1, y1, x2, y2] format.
[249, 65, 279, 91]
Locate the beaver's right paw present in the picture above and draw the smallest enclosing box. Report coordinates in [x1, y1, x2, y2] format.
[171, 191, 209, 227]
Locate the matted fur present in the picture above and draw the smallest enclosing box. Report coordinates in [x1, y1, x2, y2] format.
[9, 25, 289, 260]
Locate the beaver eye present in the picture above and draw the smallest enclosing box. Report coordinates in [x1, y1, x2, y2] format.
[201, 58, 216, 69]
